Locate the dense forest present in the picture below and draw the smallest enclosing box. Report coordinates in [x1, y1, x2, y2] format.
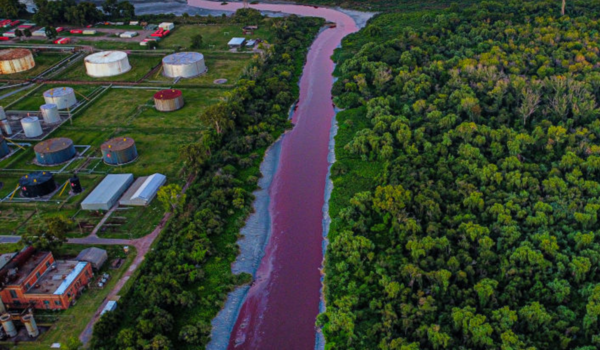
[294, 0, 480, 11]
[320, 0, 600, 349]
[90, 10, 323, 350]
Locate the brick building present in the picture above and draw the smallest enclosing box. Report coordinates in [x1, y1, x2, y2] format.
[0, 247, 93, 310]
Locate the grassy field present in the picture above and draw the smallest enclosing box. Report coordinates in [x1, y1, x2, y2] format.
[0, 84, 40, 106]
[151, 54, 251, 85]
[159, 24, 275, 51]
[8, 84, 100, 111]
[6, 244, 137, 350]
[75, 40, 145, 51]
[0, 53, 67, 80]
[57, 55, 163, 82]
[96, 201, 164, 239]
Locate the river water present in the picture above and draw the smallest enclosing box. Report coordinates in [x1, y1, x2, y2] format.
[186, 1, 371, 349]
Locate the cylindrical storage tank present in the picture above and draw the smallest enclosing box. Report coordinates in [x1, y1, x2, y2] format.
[0, 106, 6, 120]
[34, 137, 76, 165]
[19, 171, 56, 198]
[43, 87, 77, 110]
[101, 137, 138, 165]
[0, 314, 16, 337]
[70, 174, 82, 193]
[21, 117, 43, 138]
[40, 103, 61, 124]
[21, 314, 39, 337]
[2, 120, 12, 135]
[0, 136, 9, 158]
[154, 89, 184, 112]
[0, 49, 35, 75]
[84, 51, 131, 77]
[162, 52, 206, 78]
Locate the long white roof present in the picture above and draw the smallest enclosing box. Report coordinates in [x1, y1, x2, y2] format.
[54, 262, 87, 295]
[131, 173, 166, 201]
[82, 174, 133, 206]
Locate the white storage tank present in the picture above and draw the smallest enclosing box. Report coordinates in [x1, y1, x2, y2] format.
[40, 103, 61, 124]
[0, 314, 16, 337]
[0, 106, 6, 121]
[21, 117, 43, 138]
[21, 314, 39, 338]
[43, 87, 77, 109]
[85, 51, 131, 78]
[0, 49, 35, 75]
[162, 52, 206, 78]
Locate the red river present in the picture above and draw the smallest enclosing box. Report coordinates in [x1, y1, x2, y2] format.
[188, 1, 361, 348]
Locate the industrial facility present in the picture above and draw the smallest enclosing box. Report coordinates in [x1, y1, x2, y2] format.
[162, 52, 206, 78]
[0, 136, 9, 158]
[0, 247, 93, 311]
[154, 89, 184, 111]
[120, 173, 166, 206]
[0, 49, 35, 75]
[34, 137, 76, 166]
[101, 136, 138, 165]
[40, 103, 61, 124]
[76, 247, 107, 271]
[43, 87, 77, 110]
[84, 51, 131, 77]
[19, 171, 56, 198]
[20, 117, 42, 138]
[81, 173, 134, 210]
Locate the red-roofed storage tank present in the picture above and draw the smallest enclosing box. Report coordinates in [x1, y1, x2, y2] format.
[153, 89, 184, 112]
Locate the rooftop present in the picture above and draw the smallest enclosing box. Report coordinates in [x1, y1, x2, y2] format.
[228, 37, 246, 46]
[81, 173, 133, 206]
[34, 137, 74, 153]
[0, 253, 16, 271]
[85, 51, 127, 63]
[43, 87, 74, 98]
[26, 260, 88, 295]
[0, 49, 32, 60]
[162, 52, 204, 65]
[101, 137, 135, 152]
[8, 251, 50, 286]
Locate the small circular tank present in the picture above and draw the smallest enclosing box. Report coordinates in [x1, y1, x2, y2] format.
[0, 49, 35, 75]
[162, 52, 206, 78]
[101, 137, 138, 165]
[0, 314, 16, 337]
[40, 103, 61, 124]
[34, 137, 76, 165]
[154, 89, 184, 112]
[43, 87, 77, 110]
[0, 136, 9, 158]
[21, 314, 39, 338]
[85, 51, 131, 77]
[20, 171, 56, 198]
[21, 117, 43, 138]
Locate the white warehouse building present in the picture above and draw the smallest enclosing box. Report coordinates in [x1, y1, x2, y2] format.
[81, 174, 134, 210]
[162, 52, 206, 78]
[84, 51, 131, 78]
[119, 173, 166, 206]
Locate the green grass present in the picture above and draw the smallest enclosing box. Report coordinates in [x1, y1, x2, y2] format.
[8, 84, 100, 111]
[0, 84, 40, 106]
[0, 53, 67, 80]
[96, 201, 165, 239]
[159, 24, 275, 51]
[8, 244, 137, 350]
[150, 55, 251, 85]
[76, 40, 145, 51]
[57, 55, 163, 82]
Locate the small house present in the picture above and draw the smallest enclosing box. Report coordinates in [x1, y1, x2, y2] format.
[76, 247, 108, 270]
[228, 37, 246, 49]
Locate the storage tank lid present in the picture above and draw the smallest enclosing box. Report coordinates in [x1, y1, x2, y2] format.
[101, 137, 135, 151]
[0, 48, 32, 60]
[40, 103, 58, 110]
[34, 137, 74, 153]
[43, 87, 74, 98]
[19, 171, 53, 186]
[162, 52, 204, 65]
[85, 51, 128, 63]
[21, 116, 39, 123]
[154, 89, 182, 100]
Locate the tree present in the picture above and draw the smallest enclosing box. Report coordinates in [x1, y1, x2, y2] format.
[147, 40, 158, 50]
[23, 216, 72, 251]
[199, 104, 234, 135]
[157, 184, 186, 213]
[190, 34, 203, 49]
[45, 26, 58, 40]
[0, 0, 25, 18]
[14, 29, 23, 40]
[118, 1, 135, 19]
[66, 2, 102, 26]
[23, 29, 32, 38]
[102, 0, 119, 18]
[64, 337, 83, 350]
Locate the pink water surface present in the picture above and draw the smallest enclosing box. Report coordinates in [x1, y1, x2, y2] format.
[188, 1, 359, 348]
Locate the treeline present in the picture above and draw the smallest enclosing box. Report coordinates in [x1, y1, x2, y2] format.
[32, 0, 134, 27]
[90, 10, 323, 350]
[293, 0, 482, 11]
[321, 0, 600, 349]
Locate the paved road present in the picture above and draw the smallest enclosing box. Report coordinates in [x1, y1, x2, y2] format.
[0, 236, 21, 244]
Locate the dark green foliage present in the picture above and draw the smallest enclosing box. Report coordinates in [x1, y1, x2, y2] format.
[323, 0, 600, 349]
[0, 0, 26, 18]
[90, 12, 323, 350]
